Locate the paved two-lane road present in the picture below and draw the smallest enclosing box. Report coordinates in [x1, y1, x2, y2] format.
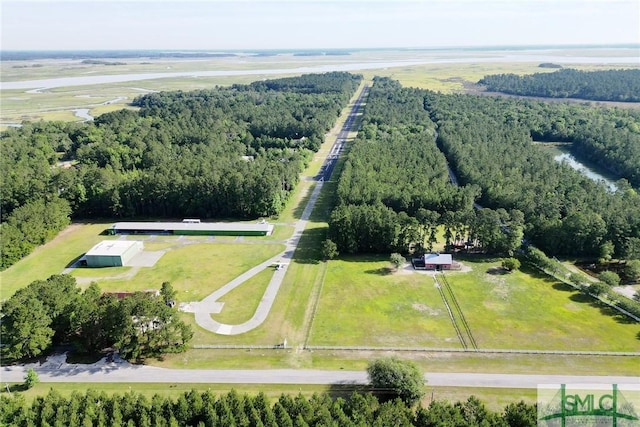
[2, 358, 637, 388]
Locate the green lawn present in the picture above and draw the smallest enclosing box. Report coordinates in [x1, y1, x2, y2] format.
[92, 243, 284, 301]
[307, 255, 640, 352]
[309, 257, 460, 348]
[446, 256, 640, 351]
[212, 269, 274, 324]
[0, 222, 115, 300]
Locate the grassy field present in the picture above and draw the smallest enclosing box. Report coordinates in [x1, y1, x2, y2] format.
[0, 222, 115, 300]
[89, 242, 284, 301]
[212, 268, 274, 324]
[308, 255, 640, 351]
[309, 257, 459, 348]
[446, 256, 640, 351]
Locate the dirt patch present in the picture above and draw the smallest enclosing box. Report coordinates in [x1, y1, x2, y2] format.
[487, 266, 508, 275]
[411, 303, 442, 316]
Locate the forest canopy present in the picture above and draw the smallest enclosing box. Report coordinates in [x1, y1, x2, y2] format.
[479, 68, 640, 102]
[0, 72, 361, 270]
[328, 76, 640, 260]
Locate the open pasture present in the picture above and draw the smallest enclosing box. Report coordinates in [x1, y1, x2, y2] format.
[308, 257, 460, 348]
[445, 257, 640, 351]
[0, 222, 115, 300]
[0, 221, 286, 302]
[308, 255, 640, 352]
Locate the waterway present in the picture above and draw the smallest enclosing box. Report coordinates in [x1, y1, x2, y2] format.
[73, 108, 94, 121]
[2, 53, 638, 91]
[545, 144, 619, 192]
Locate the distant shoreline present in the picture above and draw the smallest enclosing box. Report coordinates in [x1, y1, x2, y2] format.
[2, 44, 638, 61]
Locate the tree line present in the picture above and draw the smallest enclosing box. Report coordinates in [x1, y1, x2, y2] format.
[479, 68, 640, 102]
[0, 388, 537, 427]
[499, 98, 640, 187]
[424, 92, 640, 259]
[328, 78, 526, 257]
[0, 275, 192, 362]
[1, 72, 362, 270]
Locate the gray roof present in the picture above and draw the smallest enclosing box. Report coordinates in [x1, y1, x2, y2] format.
[423, 253, 452, 264]
[111, 221, 274, 233]
[86, 240, 143, 257]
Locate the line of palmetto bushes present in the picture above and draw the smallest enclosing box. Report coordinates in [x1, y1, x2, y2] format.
[0, 72, 362, 270]
[525, 246, 640, 319]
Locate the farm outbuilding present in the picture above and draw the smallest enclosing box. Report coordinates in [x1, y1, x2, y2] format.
[424, 253, 452, 270]
[106, 220, 274, 236]
[85, 240, 144, 267]
[413, 253, 453, 270]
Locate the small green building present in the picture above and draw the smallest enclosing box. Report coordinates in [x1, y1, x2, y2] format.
[85, 240, 143, 267]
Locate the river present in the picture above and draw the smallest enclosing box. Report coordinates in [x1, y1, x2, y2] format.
[2, 53, 638, 91]
[547, 145, 619, 192]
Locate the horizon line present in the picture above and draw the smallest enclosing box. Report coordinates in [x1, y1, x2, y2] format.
[2, 43, 639, 53]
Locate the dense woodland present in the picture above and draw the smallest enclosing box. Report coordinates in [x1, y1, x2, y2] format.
[479, 68, 640, 102]
[328, 78, 500, 255]
[0, 72, 361, 270]
[425, 92, 640, 258]
[326, 76, 640, 260]
[0, 275, 192, 362]
[0, 388, 537, 427]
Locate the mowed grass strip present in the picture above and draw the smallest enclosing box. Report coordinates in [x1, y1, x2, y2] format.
[212, 268, 274, 324]
[0, 222, 115, 300]
[309, 257, 460, 348]
[444, 256, 640, 351]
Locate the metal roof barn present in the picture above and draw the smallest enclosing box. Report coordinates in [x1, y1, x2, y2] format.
[85, 240, 144, 267]
[108, 221, 274, 236]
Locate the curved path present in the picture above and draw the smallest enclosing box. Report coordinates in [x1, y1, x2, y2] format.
[190, 180, 324, 335]
[187, 83, 368, 335]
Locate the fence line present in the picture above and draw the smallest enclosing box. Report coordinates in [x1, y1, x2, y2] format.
[440, 273, 478, 350]
[304, 346, 640, 356]
[191, 344, 639, 356]
[434, 275, 467, 349]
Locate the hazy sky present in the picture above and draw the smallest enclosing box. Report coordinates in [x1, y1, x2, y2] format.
[2, 0, 639, 50]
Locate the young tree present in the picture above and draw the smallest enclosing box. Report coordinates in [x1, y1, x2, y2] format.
[502, 400, 537, 427]
[599, 271, 621, 287]
[366, 357, 425, 405]
[160, 281, 177, 306]
[587, 282, 611, 296]
[24, 368, 39, 389]
[623, 259, 640, 282]
[389, 253, 405, 270]
[320, 239, 339, 261]
[501, 257, 521, 272]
